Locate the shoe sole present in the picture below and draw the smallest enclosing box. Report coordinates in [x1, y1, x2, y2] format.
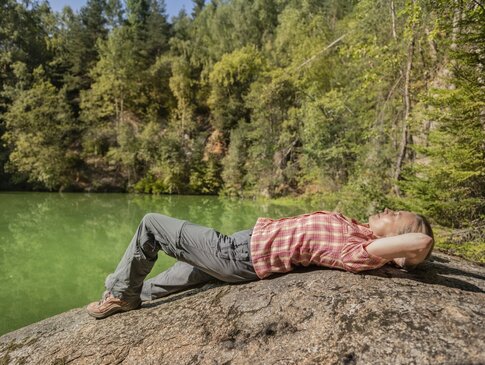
[87, 302, 142, 319]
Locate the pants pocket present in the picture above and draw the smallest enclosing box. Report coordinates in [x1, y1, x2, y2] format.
[216, 229, 252, 262]
[215, 235, 233, 260]
[233, 240, 250, 261]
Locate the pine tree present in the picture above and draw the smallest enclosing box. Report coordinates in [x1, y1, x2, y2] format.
[401, 0, 485, 226]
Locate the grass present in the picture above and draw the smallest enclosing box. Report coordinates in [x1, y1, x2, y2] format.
[433, 225, 485, 264]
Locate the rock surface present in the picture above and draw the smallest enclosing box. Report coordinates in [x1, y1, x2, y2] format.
[1, 252, 484, 365]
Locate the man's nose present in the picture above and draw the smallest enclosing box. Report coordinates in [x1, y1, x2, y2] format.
[384, 208, 393, 214]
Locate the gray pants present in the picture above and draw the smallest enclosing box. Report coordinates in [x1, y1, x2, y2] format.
[104, 213, 258, 303]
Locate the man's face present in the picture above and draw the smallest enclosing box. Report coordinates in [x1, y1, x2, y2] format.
[368, 208, 418, 237]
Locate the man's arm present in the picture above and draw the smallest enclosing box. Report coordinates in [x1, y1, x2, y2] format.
[366, 233, 434, 269]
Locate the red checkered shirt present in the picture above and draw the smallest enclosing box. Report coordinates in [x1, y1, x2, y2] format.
[249, 210, 389, 279]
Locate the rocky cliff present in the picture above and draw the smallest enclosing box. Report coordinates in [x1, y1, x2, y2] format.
[1, 252, 484, 365]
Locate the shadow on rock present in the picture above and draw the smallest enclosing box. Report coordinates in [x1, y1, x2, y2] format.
[367, 255, 485, 293]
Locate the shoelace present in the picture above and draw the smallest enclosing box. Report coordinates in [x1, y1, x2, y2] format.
[98, 291, 112, 305]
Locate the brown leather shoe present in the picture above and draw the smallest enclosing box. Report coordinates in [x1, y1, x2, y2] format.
[86, 291, 141, 319]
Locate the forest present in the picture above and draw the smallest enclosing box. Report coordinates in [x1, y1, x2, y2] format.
[0, 0, 483, 233]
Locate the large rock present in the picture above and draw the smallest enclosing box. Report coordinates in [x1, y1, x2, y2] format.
[1, 252, 484, 365]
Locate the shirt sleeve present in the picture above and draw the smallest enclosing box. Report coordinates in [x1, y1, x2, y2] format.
[340, 233, 389, 273]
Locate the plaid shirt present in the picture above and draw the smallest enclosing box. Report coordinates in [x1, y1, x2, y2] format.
[249, 210, 389, 279]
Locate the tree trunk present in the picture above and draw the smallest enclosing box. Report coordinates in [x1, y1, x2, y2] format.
[393, 25, 416, 196]
[115, 97, 120, 136]
[424, 26, 438, 62]
[451, 0, 462, 52]
[390, 0, 397, 39]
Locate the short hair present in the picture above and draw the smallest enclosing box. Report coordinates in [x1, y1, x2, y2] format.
[398, 213, 434, 260]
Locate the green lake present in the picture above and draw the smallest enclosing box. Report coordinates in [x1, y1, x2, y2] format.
[0, 192, 318, 336]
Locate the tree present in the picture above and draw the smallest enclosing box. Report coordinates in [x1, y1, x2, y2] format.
[2, 67, 77, 190]
[0, 0, 56, 188]
[79, 26, 143, 186]
[126, 0, 150, 31]
[207, 45, 265, 140]
[220, 121, 249, 197]
[243, 69, 301, 197]
[51, 0, 109, 114]
[401, 0, 485, 226]
[191, 0, 205, 18]
[145, 0, 171, 59]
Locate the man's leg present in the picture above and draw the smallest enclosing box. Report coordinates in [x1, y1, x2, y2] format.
[174, 223, 257, 283]
[140, 227, 257, 301]
[103, 213, 187, 304]
[104, 213, 257, 303]
[140, 261, 215, 301]
[88, 213, 257, 318]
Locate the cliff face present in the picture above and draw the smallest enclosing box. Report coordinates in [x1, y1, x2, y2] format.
[1, 251, 484, 365]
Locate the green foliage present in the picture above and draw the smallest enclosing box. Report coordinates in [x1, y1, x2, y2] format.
[126, 0, 150, 30]
[1, 0, 483, 237]
[2, 68, 77, 189]
[189, 159, 222, 194]
[169, 57, 197, 130]
[400, 1, 485, 227]
[220, 120, 250, 197]
[299, 90, 359, 186]
[401, 88, 485, 226]
[243, 69, 301, 197]
[436, 240, 485, 264]
[133, 175, 163, 194]
[208, 45, 265, 132]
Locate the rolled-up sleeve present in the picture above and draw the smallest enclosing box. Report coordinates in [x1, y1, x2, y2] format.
[340, 233, 389, 273]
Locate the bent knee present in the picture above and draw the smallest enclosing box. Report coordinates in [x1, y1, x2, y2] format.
[142, 212, 158, 223]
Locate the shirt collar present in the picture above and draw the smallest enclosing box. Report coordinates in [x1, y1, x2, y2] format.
[336, 213, 376, 238]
